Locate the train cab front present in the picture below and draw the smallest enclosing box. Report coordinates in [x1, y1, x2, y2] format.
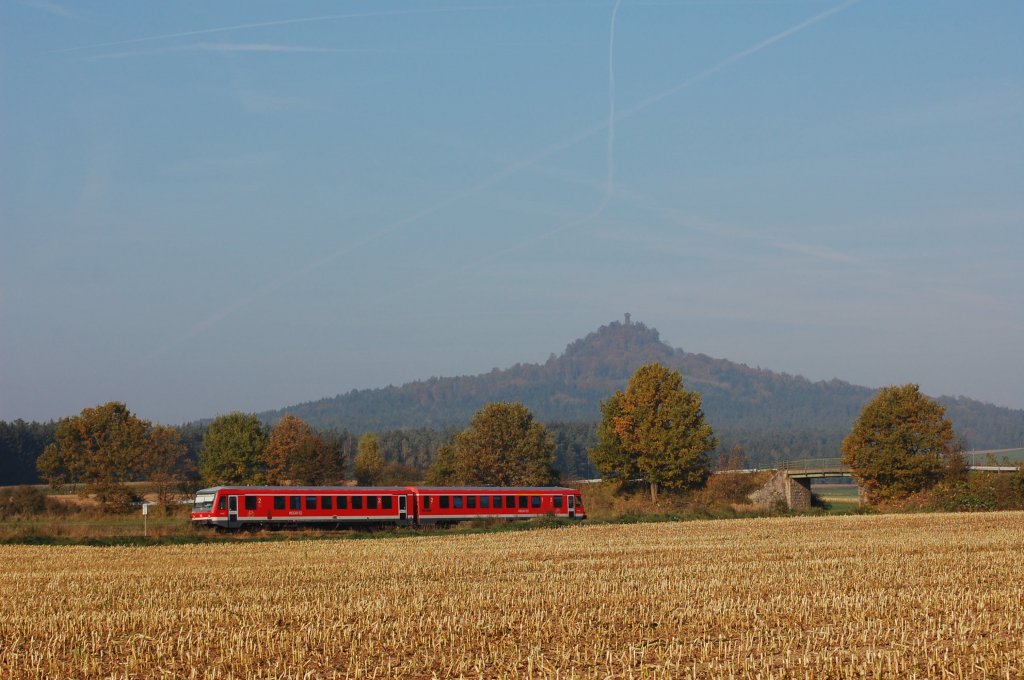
[191, 488, 219, 526]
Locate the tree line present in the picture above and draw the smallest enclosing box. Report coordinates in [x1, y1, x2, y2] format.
[8, 361, 1003, 513]
[23, 364, 719, 509]
[4, 414, 914, 489]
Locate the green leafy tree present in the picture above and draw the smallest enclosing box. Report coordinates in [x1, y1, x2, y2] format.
[453, 402, 558, 486]
[198, 413, 267, 485]
[842, 384, 959, 503]
[353, 433, 385, 485]
[380, 460, 419, 485]
[36, 402, 150, 511]
[592, 363, 717, 502]
[142, 425, 194, 506]
[425, 442, 460, 485]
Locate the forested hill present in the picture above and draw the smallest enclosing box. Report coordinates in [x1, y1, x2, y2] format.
[263, 319, 1024, 459]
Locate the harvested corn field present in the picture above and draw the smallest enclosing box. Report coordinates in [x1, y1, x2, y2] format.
[2, 512, 1024, 678]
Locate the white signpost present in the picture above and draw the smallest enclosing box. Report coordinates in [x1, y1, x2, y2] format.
[142, 502, 149, 537]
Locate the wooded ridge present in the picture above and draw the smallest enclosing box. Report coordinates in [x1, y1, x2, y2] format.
[262, 318, 1024, 463]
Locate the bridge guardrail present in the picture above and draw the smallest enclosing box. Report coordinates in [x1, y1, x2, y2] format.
[777, 458, 1020, 473]
[778, 458, 849, 471]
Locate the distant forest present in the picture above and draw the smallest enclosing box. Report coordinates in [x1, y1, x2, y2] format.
[3, 319, 1023, 487]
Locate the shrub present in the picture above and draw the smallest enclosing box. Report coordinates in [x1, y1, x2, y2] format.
[697, 472, 766, 506]
[900, 471, 1024, 512]
[0, 486, 47, 517]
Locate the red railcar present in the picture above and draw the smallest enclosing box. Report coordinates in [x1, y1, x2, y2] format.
[191, 485, 585, 530]
[412, 487, 583, 524]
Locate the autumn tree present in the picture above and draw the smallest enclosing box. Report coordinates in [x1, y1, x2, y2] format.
[198, 413, 267, 485]
[842, 384, 959, 503]
[142, 425, 194, 506]
[715, 444, 748, 472]
[589, 393, 636, 482]
[591, 363, 717, 502]
[36, 402, 150, 511]
[289, 431, 346, 485]
[353, 433, 385, 485]
[263, 415, 315, 484]
[453, 402, 558, 486]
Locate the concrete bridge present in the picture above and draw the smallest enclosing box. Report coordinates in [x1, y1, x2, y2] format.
[748, 456, 1021, 511]
[748, 458, 854, 511]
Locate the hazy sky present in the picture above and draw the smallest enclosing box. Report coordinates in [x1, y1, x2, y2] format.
[2, 0, 1022, 424]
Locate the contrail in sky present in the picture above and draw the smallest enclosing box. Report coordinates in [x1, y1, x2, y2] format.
[89, 43, 381, 60]
[619, 0, 862, 120]
[342, 0, 864, 309]
[431, 0, 864, 267]
[139, 0, 862, 363]
[49, 3, 583, 55]
[606, 0, 622, 199]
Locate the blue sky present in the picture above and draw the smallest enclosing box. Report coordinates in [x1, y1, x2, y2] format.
[1, 0, 1022, 424]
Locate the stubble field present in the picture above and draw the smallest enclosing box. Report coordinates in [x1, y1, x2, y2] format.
[2, 512, 1023, 679]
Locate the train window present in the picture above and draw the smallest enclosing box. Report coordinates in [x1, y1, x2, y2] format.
[531, 496, 541, 508]
[480, 496, 490, 509]
[321, 496, 333, 510]
[337, 496, 348, 510]
[290, 496, 301, 510]
[352, 496, 364, 510]
[217, 496, 227, 510]
[518, 496, 528, 509]
[367, 496, 378, 510]
[274, 497, 285, 510]
[244, 496, 258, 510]
[439, 496, 450, 509]
[493, 496, 503, 508]
[575, 495, 582, 507]
[382, 496, 393, 510]
[467, 496, 477, 509]
[305, 496, 317, 510]
[453, 496, 463, 509]
[553, 496, 563, 509]
[422, 496, 431, 510]
[192, 493, 215, 513]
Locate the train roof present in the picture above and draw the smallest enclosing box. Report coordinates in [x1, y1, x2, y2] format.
[411, 486, 579, 492]
[194, 485, 581, 495]
[194, 485, 409, 494]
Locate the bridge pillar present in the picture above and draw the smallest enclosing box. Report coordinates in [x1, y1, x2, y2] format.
[748, 471, 812, 511]
[786, 476, 812, 511]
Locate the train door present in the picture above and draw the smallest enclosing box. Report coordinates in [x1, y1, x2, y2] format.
[567, 494, 575, 519]
[228, 495, 238, 523]
[399, 495, 407, 521]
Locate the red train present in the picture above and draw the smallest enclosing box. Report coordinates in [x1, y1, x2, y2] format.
[191, 485, 586, 530]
